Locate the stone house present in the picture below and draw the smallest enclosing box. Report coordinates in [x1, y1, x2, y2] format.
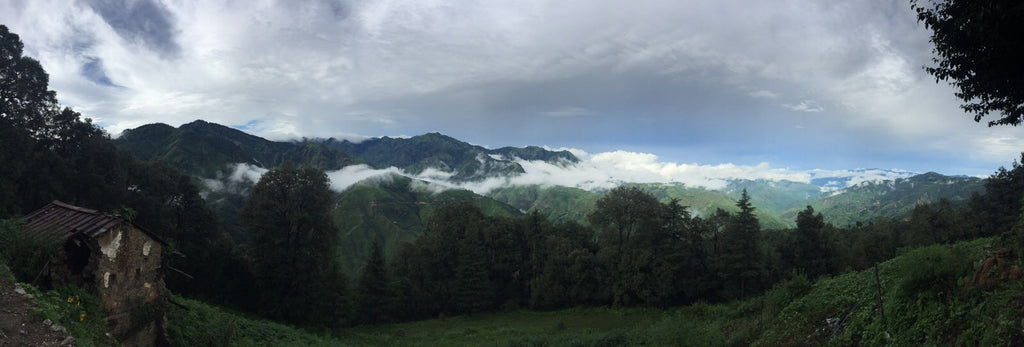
[23, 200, 170, 346]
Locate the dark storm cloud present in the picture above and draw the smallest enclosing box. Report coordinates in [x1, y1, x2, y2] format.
[87, 0, 180, 58]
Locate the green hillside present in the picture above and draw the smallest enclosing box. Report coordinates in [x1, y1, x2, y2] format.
[487, 185, 601, 224]
[626, 183, 794, 230]
[334, 175, 521, 275]
[721, 179, 823, 217]
[488, 183, 794, 229]
[799, 172, 985, 226]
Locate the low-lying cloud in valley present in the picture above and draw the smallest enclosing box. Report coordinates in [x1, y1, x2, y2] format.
[203, 150, 919, 197]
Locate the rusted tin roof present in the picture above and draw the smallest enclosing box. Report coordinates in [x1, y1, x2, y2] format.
[22, 200, 168, 245]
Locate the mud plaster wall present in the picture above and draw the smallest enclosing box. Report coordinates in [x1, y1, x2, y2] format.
[90, 224, 167, 346]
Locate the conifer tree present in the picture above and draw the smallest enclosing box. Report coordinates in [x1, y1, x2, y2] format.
[717, 189, 765, 299]
[452, 229, 493, 314]
[355, 240, 390, 324]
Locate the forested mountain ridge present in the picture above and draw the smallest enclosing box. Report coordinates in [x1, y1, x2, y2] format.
[317, 132, 580, 181]
[798, 171, 985, 226]
[117, 121, 579, 182]
[116, 120, 361, 176]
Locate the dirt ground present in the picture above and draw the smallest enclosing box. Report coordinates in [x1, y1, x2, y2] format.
[0, 276, 74, 346]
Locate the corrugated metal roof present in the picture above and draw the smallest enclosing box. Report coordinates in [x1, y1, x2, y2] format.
[22, 200, 168, 246]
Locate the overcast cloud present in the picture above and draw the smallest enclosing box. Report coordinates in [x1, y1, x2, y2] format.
[2, 0, 1021, 178]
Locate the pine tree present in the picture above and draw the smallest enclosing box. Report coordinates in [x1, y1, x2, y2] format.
[452, 230, 493, 314]
[355, 240, 390, 324]
[717, 189, 765, 299]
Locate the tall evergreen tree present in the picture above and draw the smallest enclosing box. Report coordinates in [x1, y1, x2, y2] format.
[452, 229, 494, 314]
[717, 189, 765, 299]
[355, 240, 390, 324]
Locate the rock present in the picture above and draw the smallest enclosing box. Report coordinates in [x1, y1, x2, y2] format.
[42, 318, 53, 326]
[61, 336, 75, 345]
[13, 285, 26, 295]
[18, 329, 27, 335]
[50, 324, 66, 333]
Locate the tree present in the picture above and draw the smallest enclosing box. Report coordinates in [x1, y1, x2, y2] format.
[911, 0, 1024, 126]
[589, 186, 670, 306]
[355, 240, 390, 324]
[452, 229, 494, 314]
[792, 206, 833, 278]
[717, 189, 766, 299]
[242, 163, 349, 327]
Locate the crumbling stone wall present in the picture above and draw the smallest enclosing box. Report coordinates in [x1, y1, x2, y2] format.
[91, 224, 168, 346]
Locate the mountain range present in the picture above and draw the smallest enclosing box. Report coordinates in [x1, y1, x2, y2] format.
[113, 120, 987, 272]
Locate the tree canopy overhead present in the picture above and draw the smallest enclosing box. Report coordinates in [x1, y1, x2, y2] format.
[912, 0, 1024, 126]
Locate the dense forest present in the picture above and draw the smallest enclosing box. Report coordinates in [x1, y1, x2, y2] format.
[4, 17, 1024, 343]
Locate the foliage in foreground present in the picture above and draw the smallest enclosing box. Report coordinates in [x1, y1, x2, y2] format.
[166, 295, 347, 346]
[162, 237, 1024, 346]
[5, 275, 118, 347]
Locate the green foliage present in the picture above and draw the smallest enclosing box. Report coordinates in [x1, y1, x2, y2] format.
[243, 163, 350, 328]
[912, 0, 1024, 126]
[355, 240, 391, 324]
[894, 243, 972, 298]
[333, 175, 521, 275]
[0, 218, 60, 282]
[971, 154, 1024, 240]
[717, 189, 767, 300]
[167, 295, 346, 346]
[23, 284, 119, 346]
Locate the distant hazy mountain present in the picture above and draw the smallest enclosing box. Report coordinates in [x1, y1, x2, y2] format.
[487, 185, 601, 225]
[796, 172, 985, 227]
[116, 120, 360, 176]
[808, 168, 918, 191]
[317, 133, 578, 182]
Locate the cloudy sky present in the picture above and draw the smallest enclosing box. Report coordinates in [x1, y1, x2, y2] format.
[3, 0, 1022, 180]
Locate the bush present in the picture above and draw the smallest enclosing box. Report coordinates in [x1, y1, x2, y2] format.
[0, 218, 60, 282]
[895, 244, 972, 299]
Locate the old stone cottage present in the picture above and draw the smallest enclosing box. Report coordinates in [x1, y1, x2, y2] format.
[23, 200, 170, 346]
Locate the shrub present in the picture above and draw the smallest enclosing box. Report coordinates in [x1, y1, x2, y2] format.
[895, 244, 972, 299]
[0, 218, 61, 282]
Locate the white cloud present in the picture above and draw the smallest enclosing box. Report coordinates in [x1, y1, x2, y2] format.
[200, 163, 269, 194]
[783, 100, 824, 112]
[0, 0, 1012, 175]
[319, 149, 922, 197]
[325, 164, 405, 192]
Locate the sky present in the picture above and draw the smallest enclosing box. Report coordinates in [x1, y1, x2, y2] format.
[3, 0, 1023, 183]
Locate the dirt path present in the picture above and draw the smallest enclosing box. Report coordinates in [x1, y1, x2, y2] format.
[0, 276, 74, 346]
